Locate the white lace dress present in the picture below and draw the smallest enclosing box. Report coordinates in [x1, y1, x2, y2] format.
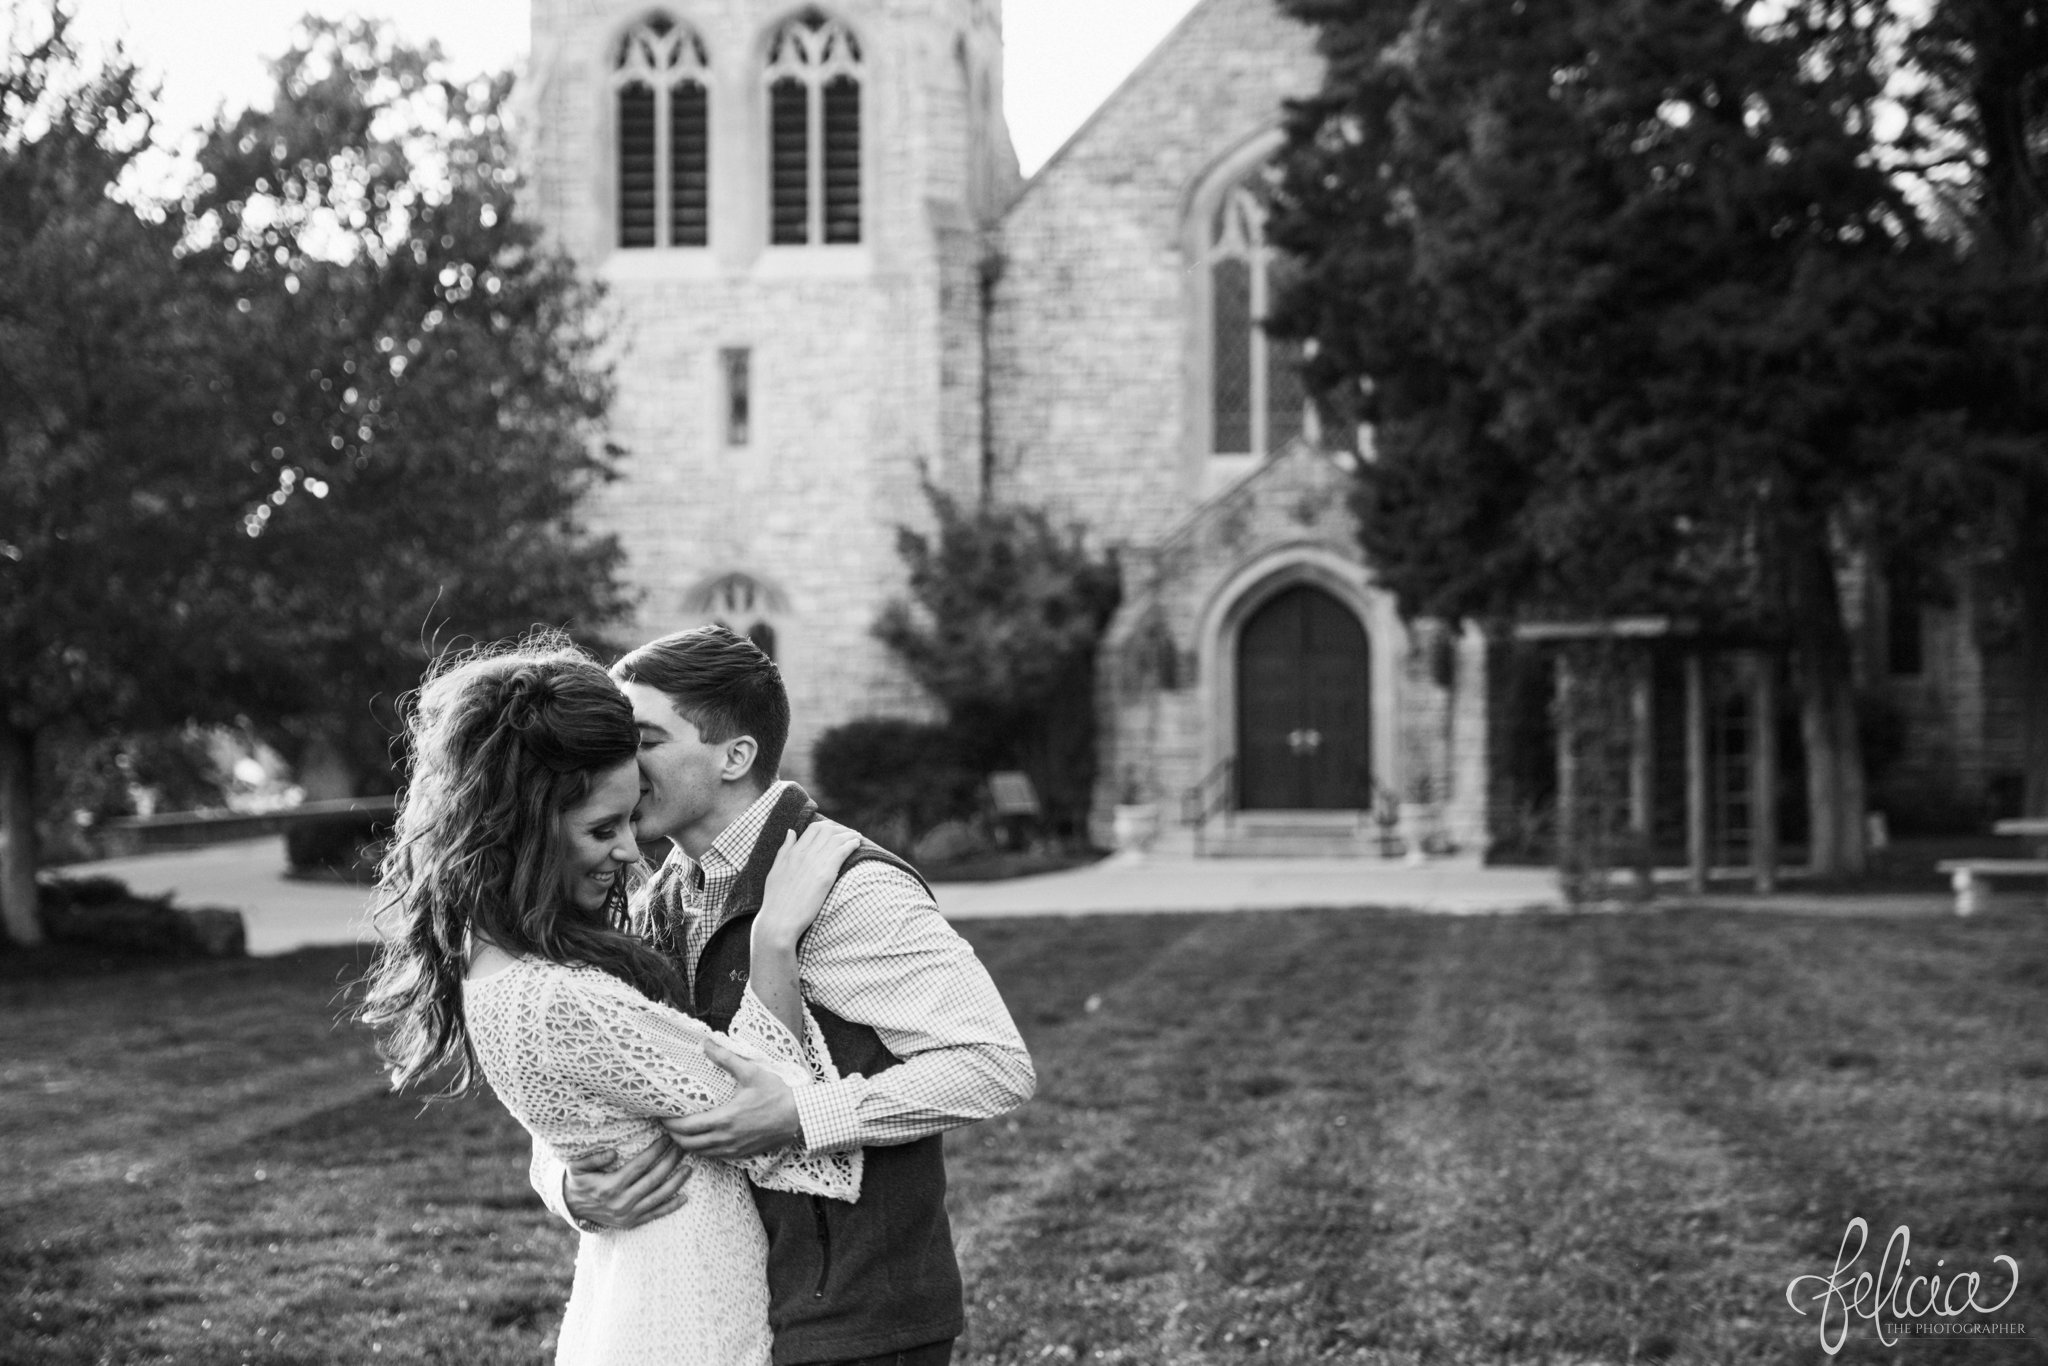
[463, 957, 861, 1366]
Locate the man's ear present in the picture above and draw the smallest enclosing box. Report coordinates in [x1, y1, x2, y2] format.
[720, 735, 760, 785]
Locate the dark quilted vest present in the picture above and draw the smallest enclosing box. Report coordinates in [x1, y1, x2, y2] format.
[688, 785, 963, 1365]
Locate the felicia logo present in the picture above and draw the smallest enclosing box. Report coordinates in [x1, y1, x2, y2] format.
[1785, 1218, 2021, 1354]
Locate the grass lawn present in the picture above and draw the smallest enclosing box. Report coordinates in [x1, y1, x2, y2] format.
[3, 904, 2043, 1364]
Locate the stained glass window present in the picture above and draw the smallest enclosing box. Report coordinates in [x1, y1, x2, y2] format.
[1208, 176, 1308, 456]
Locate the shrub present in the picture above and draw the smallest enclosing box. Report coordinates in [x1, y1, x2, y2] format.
[285, 811, 392, 882]
[812, 719, 981, 849]
[874, 486, 1121, 841]
[37, 877, 245, 957]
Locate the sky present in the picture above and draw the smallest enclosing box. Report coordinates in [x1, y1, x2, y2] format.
[61, 0, 1206, 177]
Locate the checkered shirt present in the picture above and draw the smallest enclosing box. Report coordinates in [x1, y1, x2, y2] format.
[639, 781, 1035, 1155]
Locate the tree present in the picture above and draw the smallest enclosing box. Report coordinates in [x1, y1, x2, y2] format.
[1892, 0, 2048, 812]
[1269, 0, 1942, 874]
[184, 17, 631, 789]
[875, 487, 1121, 840]
[0, 11, 629, 947]
[0, 5, 268, 945]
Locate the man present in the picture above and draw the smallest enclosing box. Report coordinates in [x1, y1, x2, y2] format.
[531, 625, 1035, 1366]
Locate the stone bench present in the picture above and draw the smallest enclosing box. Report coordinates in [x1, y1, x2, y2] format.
[1936, 859, 2048, 916]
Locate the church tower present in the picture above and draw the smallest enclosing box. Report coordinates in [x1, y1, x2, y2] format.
[524, 0, 1019, 779]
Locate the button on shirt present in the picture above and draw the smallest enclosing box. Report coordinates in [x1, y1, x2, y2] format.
[644, 781, 1035, 1155]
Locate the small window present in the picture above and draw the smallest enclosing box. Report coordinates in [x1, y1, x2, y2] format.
[765, 10, 864, 246]
[721, 347, 751, 447]
[614, 17, 711, 250]
[747, 621, 778, 659]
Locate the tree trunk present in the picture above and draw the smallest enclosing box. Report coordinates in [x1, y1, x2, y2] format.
[2017, 511, 2048, 816]
[0, 722, 44, 947]
[1789, 537, 1868, 877]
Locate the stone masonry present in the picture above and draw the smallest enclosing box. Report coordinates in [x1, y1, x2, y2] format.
[524, 0, 1016, 781]
[528, 0, 1497, 851]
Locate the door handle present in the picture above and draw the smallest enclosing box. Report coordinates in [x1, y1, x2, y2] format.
[1285, 729, 1324, 755]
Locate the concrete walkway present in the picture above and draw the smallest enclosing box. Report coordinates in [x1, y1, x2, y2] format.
[60, 839, 1959, 957]
[61, 839, 1569, 955]
[936, 852, 1561, 918]
[61, 839, 379, 957]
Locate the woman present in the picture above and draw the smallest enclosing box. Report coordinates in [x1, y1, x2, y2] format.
[359, 639, 861, 1366]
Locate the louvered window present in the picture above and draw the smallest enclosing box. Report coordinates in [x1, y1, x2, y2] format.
[769, 79, 809, 245]
[821, 75, 861, 243]
[668, 83, 709, 246]
[1209, 178, 1307, 457]
[612, 17, 711, 250]
[765, 11, 863, 247]
[618, 84, 657, 247]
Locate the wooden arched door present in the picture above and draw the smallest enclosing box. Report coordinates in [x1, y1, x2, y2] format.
[1236, 584, 1372, 809]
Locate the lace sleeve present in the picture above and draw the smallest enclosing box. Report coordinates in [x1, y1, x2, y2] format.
[557, 971, 861, 1203]
[548, 971, 734, 1121]
[728, 987, 863, 1202]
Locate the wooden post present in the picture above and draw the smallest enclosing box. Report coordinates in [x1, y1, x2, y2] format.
[1630, 653, 1655, 899]
[1685, 651, 1708, 896]
[1751, 652, 1779, 895]
[1555, 650, 1577, 869]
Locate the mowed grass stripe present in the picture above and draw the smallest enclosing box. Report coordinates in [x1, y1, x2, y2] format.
[5, 910, 2043, 1365]
[951, 911, 1436, 1365]
[1594, 910, 2048, 1363]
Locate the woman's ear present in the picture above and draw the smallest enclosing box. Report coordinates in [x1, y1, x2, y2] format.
[720, 734, 760, 784]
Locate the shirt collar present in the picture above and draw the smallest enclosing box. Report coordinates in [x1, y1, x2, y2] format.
[700, 779, 792, 879]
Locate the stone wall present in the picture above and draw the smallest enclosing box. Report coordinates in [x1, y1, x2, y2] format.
[986, 0, 1322, 548]
[1093, 445, 1489, 851]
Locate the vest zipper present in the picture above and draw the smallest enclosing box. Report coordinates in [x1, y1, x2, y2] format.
[811, 1194, 832, 1298]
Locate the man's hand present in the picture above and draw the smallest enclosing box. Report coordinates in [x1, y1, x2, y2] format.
[562, 1138, 693, 1231]
[661, 1038, 804, 1161]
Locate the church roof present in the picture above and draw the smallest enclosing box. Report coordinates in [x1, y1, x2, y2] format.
[1006, 0, 1322, 215]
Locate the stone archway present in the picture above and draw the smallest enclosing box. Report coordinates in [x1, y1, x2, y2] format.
[1235, 583, 1372, 809]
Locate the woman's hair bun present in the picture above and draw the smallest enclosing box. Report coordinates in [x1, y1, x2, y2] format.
[499, 667, 560, 736]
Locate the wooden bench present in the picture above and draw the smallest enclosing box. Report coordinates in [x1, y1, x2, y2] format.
[98, 795, 396, 857]
[1936, 859, 2048, 916]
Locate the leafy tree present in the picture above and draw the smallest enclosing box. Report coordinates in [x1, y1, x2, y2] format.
[0, 10, 628, 947]
[184, 17, 630, 788]
[0, 6, 266, 945]
[875, 487, 1121, 840]
[1269, 0, 1944, 874]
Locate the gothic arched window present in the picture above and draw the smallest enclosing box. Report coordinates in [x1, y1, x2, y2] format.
[1208, 177, 1307, 457]
[765, 10, 863, 246]
[614, 16, 711, 249]
[688, 572, 786, 659]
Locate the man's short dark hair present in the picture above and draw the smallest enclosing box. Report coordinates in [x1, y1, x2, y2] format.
[611, 625, 790, 785]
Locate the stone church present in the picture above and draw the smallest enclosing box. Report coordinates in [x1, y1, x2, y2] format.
[517, 0, 2020, 860]
[516, 0, 1493, 853]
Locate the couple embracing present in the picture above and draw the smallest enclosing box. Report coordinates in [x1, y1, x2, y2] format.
[361, 625, 1035, 1365]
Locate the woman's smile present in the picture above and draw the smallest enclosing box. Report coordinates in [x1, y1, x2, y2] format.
[558, 760, 643, 913]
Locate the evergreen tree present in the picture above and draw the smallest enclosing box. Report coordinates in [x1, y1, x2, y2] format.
[1270, 0, 1937, 873]
[1894, 0, 2048, 812]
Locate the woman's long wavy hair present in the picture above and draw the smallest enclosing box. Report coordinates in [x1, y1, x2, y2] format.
[359, 637, 685, 1095]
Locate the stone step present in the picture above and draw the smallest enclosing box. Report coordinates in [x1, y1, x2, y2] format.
[1198, 827, 1399, 859]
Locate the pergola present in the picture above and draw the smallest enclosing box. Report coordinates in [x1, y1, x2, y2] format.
[1515, 617, 1782, 896]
